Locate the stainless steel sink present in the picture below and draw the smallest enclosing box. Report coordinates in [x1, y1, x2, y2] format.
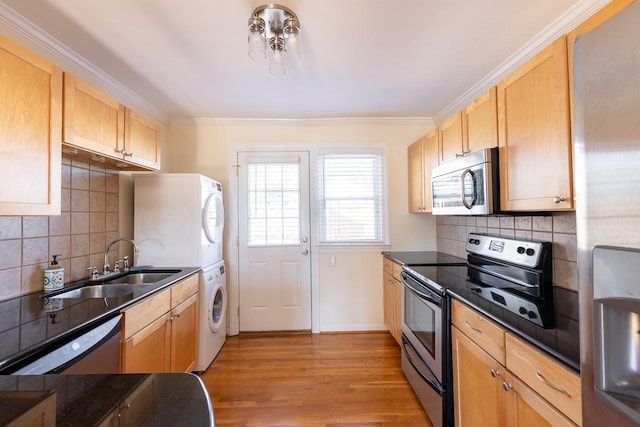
[102, 271, 177, 285]
[52, 284, 153, 299]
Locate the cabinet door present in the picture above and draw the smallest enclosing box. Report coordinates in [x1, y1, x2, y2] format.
[408, 138, 425, 212]
[503, 372, 577, 427]
[439, 111, 463, 163]
[452, 326, 508, 427]
[392, 277, 402, 344]
[121, 312, 172, 373]
[463, 87, 498, 154]
[422, 130, 438, 213]
[383, 271, 395, 333]
[0, 35, 62, 216]
[124, 108, 161, 170]
[497, 37, 573, 211]
[170, 293, 198, 372]
[63, 73, 125, 159]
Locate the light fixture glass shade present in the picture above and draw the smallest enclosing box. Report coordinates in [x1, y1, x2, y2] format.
[248, 30, 266, 60]
[268, 38, 286, 75]
[286, 32, 300, 59]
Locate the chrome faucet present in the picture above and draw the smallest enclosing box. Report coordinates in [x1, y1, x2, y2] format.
[103, 237, 140, 275]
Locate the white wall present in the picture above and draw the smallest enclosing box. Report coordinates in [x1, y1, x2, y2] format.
[164, 118, 438, 333]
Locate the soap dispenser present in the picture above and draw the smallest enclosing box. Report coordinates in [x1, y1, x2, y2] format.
[44, 255, 64, 291]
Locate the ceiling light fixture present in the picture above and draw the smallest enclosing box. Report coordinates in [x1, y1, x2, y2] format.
[248, 4, 300, 75]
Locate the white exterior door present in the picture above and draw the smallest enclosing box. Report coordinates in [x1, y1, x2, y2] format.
[237, 152, 311, 331]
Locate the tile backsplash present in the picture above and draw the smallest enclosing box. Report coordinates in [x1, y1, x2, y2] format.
[436, 212, 577, 291]
[0, 158, 121, 301]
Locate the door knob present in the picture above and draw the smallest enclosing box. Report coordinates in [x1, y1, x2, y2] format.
[302, 249, 309, 255]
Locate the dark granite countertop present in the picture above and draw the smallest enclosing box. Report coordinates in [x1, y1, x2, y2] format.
[381, 251, 467, 266]
[0, 267, 200, 374]
[403, 264, 580, 373]
[0, 373, 214, 426]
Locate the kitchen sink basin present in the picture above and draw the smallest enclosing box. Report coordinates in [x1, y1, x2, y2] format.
[101, 271, 177, 285]
[52, 284, 153, 299]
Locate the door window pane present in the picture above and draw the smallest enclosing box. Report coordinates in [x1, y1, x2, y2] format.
[247, 163, 300, 246]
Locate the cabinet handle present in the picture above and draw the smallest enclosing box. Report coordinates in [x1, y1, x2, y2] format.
[175, 312, 181, 318]
[535, 370, 571, 396]
[502, 381, 512, 392]
[490, 368, 500, 378]
[553, 196, 565, 204]
[464, 320, 482, 333]
[115, 148, 125, 154]
[167, 316, 174, 322]
[124, 151, 134, 157]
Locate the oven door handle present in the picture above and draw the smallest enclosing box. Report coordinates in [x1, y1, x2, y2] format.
[401, 335, 443, 395]
[401, 272, 443, 306]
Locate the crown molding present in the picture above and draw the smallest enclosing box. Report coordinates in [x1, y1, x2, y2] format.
[0, 1, 168, 124]
[434, 0, 612, 124]
[170, 116, 435, 128]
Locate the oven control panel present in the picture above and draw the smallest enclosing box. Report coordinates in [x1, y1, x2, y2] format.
[466, 233, 548, 268]
[469, 284, 548, 328]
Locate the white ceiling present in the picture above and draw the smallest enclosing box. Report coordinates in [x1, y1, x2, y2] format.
[0, 0, 606, 122]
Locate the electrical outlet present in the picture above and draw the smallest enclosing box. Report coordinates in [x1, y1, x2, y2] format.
[326, 255, 336, 266]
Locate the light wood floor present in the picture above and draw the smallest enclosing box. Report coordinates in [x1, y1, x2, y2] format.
[198, 332, 433, 427]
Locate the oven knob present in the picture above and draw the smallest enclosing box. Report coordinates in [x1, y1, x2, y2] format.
[468, 238, 474, 244]
[517, 246, 525, 254]
[473, 239, 480, 245]
[528, 311, 538, 319]
[526, 248, 535, 256]
[519, 307, 528, 315]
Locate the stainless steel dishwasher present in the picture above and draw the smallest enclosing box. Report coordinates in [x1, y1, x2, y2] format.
[8, 314, 122, 375]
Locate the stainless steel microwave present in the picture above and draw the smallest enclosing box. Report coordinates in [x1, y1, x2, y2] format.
[431, 147, 499, 215]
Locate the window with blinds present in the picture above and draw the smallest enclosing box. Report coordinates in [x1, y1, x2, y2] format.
[317, 150, 386, 244]
[247, 162, 300, 246]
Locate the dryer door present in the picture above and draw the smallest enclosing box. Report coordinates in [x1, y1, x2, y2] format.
[203, 191, 224, 245]
[209, 284, 227, 333]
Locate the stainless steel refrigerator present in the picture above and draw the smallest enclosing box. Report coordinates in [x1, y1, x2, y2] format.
[574, 1, 640, 425]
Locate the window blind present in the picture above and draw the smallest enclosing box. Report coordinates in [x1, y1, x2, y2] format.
[317, 151, 385, 243]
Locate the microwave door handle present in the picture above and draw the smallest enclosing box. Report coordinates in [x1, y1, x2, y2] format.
[461, 169, 477, 209]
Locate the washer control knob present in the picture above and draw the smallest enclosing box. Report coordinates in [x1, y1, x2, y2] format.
[517, 246, 525, 254]
[526, 248, 535, 256]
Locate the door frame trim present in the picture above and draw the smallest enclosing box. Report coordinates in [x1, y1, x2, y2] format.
[228, 144, 320, 335]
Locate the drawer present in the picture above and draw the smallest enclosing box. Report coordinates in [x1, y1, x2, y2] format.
[392, 263, 403, 281]
[451, 299, 506, 365]
[505, 333, 582, 426]
[171, 273, 199, 308]
[383, 257, 393, 276]
[382, 257, 403, 281]
[122, 287, 171, 339]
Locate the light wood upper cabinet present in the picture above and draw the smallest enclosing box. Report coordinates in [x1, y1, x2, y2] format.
[63, 73, 160, 171]
[463, 87, 498, 154]
[497, 36, 573, 211]
[124, 108, 161, 170]
[408, 130, 438, 213]
[408, 137, 425, 213]
[438, 111, 464, 163]
[0, 35, 61, 216]
[63, 73, 125, 158]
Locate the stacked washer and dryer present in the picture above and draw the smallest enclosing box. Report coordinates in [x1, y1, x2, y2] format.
[133, 173, 227, 372]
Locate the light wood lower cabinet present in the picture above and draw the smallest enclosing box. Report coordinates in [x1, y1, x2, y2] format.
[121, 274, 198, 373]
[382, 257, 402, 345]
[451, 299, 580, 427]
[0, 35, 62, 216]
